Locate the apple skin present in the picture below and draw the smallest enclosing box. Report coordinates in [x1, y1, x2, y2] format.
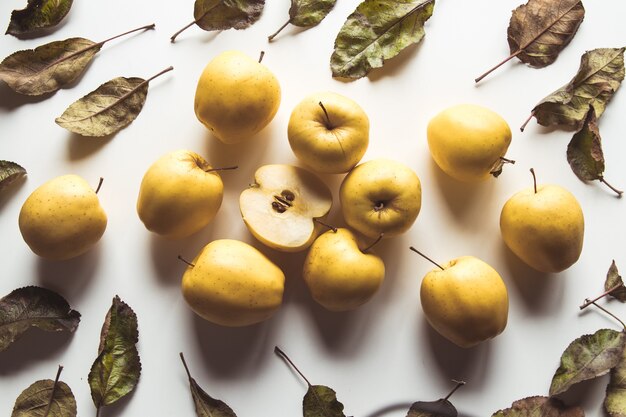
[303, 228, 385, 311]
[194, 50, 281, 144]
[500, 184, 584, 273]
[420, 256, 509, 348]
[427, 104, 512, 182]
[288, 91, 369, 174]
[181, 239, 285, 327]
[18, 175, 107, 260]
[136, 150, 223, 239]
[339, 159, 422, 239]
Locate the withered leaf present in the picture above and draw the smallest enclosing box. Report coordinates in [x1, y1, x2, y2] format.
[11, 366, 77, 417]
[171, 0, 265, 42]
[492, 396, 584, 417]
[476, 0, 584, 82]
[0, 286, 80, 353]
[304, 385, 346, 417]
[522, 47, 625, 131]
[331, 0, 435, 79]
[268, 0, 337, 41]
[88, 296, 141, 413]
[550, 328, 626, 396]
[55, 66, 173, 137]
[6, 0, 74, 37]
[605, 341, 626, 417]
[0, 160, 27, 190]
[0, 23, 154, 96]
[605, 260, 626, 302]
[180, 353, 237, 417]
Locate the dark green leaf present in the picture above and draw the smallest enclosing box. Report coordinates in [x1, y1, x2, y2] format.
[605, 340, 626, 417]
[181, 353, 237, 417]
[567, 106, 604, 181]
[407, 400, 456, 417]
[525, 47, 625, 130]
[0, 160, 27, 190]
[550, 329, 626, 396]
[6, 0, 73, 37]
[268, 0, 337, 41]
[11, 366, 76, 417]
[606, 261, 626, 302]
[303, 385, 346, 417]
[330, 0, 435, 79]
[0, 286, 80, 353]
[492, 396, 584, 417]
[88, 296, 141, 412]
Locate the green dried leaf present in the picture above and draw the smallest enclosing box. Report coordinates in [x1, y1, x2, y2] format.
[11, 366, 76, 417]
[180, 353, 237, 417]
[88, 296, 141, 413]
[304, 385, 346, 417]
[550, 328, 626, 396]
[407, 400, 456, 417]
[268, 0, 337, 41]
[605, 341, 626, 417]
[330, 0, 435, 79]
[0, 286, 80, 353]
[567, 106, 604, 181]
[523, 47, 625, 131]
[606, 261, 626, 302]
[6, 0, 73, 37]
[55, 66, 172, 137]
[0, 160, 27, 190]
[492, 396, 584, 417]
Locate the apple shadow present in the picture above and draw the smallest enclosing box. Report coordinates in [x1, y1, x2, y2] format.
[67, 132, 116, 161]
[0, 329, 76, 376]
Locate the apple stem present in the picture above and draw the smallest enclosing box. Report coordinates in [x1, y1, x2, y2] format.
[587, 301, 626, 330]
[318, 101, 334, 129]
[580, 283, 624, 310]
[442, 379, 466, 402]
[313, 218, 337, 233]
[474, 50, 522, 83]
[599, 177, 624, 198]
[95, 177, 104, 194]
[177, 255, 195, 268]
[274, 346, 312, 387]
[258, 51, 265, 64]
[363, 233, 384, 252]
[520, 111, 535, 132]
[530, 168, 537, 194]
[206, 165, 238, 173]
[409, 247, 444, 271]
[499, 156, 515, 165]
[268, 19, 291, 42]
[42, 365, 63, 417]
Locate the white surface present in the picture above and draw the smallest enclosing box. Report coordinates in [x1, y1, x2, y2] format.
[1, 1, 625, 416]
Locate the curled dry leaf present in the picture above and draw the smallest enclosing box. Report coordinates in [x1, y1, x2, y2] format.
[330, 0, 435, 79]
[6, 0, 74, 37]
[492, 396, 584, 417]
[0, 23, 155, 96]
[605, 339, 626, 417]
[521, 47, 625, 131]
[475, 0, 584, 83]
[88, 296, 141, 414]
[0, 286, 80, 353]
[55, 66, 173, 137]
[550, 328, 626, 396]
[0, 160, 27, 190]
[268, 0, 337, 41]
[11, 366, 77, 417]
[606, 261, 626, 302]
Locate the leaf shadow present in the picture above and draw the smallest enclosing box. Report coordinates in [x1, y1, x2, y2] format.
[0, 329, 76, 376]
[0, 175, 27, 212]
[367, 40, 426, 82]
[0, 82, 55, 110]
[552, 373, 610, 411]
[362, 402, 414, 417]
[66, 132, 115, 161]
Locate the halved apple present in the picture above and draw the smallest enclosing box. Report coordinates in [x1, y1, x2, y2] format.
[239, 164, 332, 252]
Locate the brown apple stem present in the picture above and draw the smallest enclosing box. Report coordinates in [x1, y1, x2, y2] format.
[207, 165, 238, 173]
[268, 19, 291, 42]
[258, 51, 265, 63]
[409, 247, 444, 271]
[313, 218, 337, 233]
[588, 301, 626, 329]
[95, 177, 104, 194]
[363, 233, 384, 252]
[442, 379, 466, 402]
[520, 111, 535, 132]
[599, 177, 624, 198]
[42, 365, 64, 417]
[474, 50, 522, 83]
[318, 102, 334, 129]
[500, 156, 515, 165]
[579, 283, 624, 310]
[177, 255, 195, 268]
[530, 168, 537, 194]
[274, 346, 312, 387]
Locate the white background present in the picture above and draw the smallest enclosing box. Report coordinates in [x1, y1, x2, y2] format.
[1, 1, 625, 416]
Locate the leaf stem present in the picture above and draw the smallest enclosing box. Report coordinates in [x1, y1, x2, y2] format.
[530, 168, 537, 194]
[42, 365, 63, 417]
[588, 301, 626, 330]
[363, 233, 384, 252]
[599, 177, 624, 198]
[520, 111, 535, 132]
[170, 20, 197, 43]
[145, 66, 174, 84]
[97, 23, 155, 48]
[268, 19, 292, 42]
[95, 177, 104, 194]
[442, 379, 466, 401]
[409, 247, 444, 270]
[318, 101, 333, 129]
[580, 283, 624, 310]
[313, 218, 337, 233]
[474, 50, 522, 83]
[179, 352, 193, 381]
[96, 406, 101, 417]
[274, 346, 312, 387]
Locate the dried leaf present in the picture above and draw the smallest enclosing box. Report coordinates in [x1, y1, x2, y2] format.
[523, 47, 625, 131]
[492, 396, 584, 417]
[0, 286, 80, 353]
[330, 0, 435, 79]
[407, 400, 456, 417]
[88, 296, 141, 413]
[55, 66, 172, 137]
[6, 0, 73, 37]
[303, 385, 346, 417]
[606, 261, 626, 302]
[180, 353, 237, 417]
[550, 329, 626, 396]
[0, 160, 27, 190]
[567, 106, 604, 181]
[605, 341, 626, 417]
[11, 366, 76, 417]
[268, 0, 337, 41]
[0, 24, 154, 96]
